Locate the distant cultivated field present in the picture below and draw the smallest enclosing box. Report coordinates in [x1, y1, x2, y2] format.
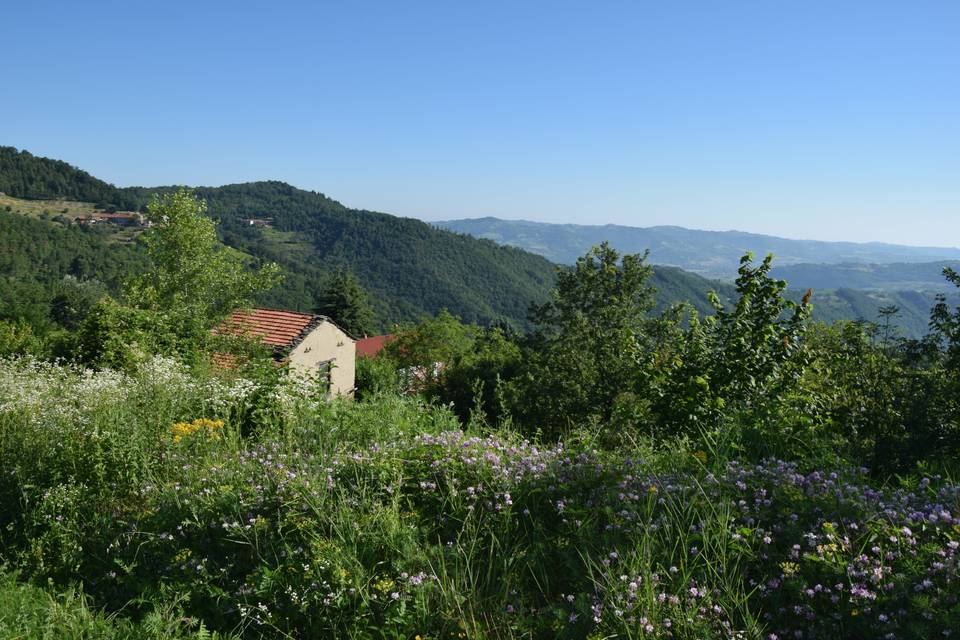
[0, 193, 144, 244]
[0, 193, 98, 219]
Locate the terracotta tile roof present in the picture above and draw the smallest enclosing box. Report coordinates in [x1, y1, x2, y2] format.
[356, 334, 394, 358]
[214, 308, 320, 349]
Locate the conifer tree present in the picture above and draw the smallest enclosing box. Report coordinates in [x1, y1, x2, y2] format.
[314, 270, 375, 337]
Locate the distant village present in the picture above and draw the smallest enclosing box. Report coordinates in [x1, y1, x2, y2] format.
[73, 211, 151, 228]
[72, 212, 273, 230]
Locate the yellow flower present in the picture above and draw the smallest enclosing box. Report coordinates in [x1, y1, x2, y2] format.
[170, 418, 224, 443]
[692, 450, 708, 464]
[373, 577, 395, 593]
[779, 561, 799, 576]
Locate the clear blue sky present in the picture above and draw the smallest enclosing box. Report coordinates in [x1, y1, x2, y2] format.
[3, 1, 958, 246]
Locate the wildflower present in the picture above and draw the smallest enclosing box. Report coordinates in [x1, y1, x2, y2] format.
[170, 418, 224, 443]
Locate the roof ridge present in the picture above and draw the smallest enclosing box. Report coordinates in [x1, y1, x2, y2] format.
[241, 306, 317, 318]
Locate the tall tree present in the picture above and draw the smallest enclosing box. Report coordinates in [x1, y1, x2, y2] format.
[647, 253, 812, 437]
[510, 242, 661, 434]
[931, 267, 960, 373]
[78, 190, 280, 368]
[126, 189, 281, 334]
[314, 270, 374, 337]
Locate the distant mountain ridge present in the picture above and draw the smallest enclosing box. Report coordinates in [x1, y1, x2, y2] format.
[435, 217, 960, 280]
[772, 260, 960, 292]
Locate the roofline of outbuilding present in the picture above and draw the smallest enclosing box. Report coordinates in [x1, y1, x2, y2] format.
[233, 307, 358, 355]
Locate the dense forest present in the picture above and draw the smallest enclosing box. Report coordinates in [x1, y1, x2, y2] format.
[0, 148, 562, 331]
[0, 210, 148, 334]
[0, 146, 143, 210]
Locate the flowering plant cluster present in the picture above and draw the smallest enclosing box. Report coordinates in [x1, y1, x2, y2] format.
[0, 356, 957, 639]
[170, 417, 224, 443]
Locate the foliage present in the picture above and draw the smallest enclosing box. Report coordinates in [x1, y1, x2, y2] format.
[314, 270, 375, 338]
[0, 319, 42, 358]
[50, 276, 107, 331]
[127, 189, 281, 332]
[354, 354, 402, 400]
[428, 327, 523, 425]
[0, 146, 141, 210]
[0, 569, 235, 639]
[0, 209, 147, 335]
[506, 242, 664, 436]
[71, 190, 281, 369]
[1, 357, 958, 638]
[72, 298, 178, 369]
[646, 253, 812, 440]
[930, 266, 960, 373]
[383, 309, 480, 391]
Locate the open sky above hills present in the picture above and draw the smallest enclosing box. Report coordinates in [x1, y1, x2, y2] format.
[3, 1, 958, 246]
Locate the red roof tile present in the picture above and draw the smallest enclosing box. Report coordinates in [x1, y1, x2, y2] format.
[214, 308, 318, 348]
[356, 334, 394, 358]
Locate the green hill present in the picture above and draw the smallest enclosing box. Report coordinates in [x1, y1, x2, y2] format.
[0, 147, 559, 331]
[0, 146, 142, 210]
[0, 208, 148, 330]
[142, 181, 559, 329]
[2, 146, 955, 338]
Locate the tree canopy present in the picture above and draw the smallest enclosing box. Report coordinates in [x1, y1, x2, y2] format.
[314, 270, 374, 338]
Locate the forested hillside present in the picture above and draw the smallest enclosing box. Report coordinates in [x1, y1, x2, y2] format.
[0, 148, 741, 330]
[0, 146, 142, 210]
[182, 182, 559, 328]
[3, 146, 955, 338]
[0, 209, 148, 331]
[1, 148, 559, 331]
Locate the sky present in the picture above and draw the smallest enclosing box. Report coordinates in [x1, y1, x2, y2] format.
[2, 1, 958, 247]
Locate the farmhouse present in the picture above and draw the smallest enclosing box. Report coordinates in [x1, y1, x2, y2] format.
[215, 308, 356, 397]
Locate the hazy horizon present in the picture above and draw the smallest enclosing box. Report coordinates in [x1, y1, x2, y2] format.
[4, 1, 957, 246]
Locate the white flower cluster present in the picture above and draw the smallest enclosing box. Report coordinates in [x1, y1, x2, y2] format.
[0, 355, 263, 430]
[0, 356, 131, 427]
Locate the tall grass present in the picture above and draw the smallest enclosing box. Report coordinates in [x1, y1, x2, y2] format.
[0, 356, 957, 638]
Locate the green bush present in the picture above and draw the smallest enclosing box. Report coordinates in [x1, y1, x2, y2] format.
[355, 354, 401, 400]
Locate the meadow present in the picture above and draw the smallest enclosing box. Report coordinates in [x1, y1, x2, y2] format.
[1, 355, 957, 639]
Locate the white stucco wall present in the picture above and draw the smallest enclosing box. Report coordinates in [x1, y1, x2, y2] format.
[287, 321, 356, 397]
